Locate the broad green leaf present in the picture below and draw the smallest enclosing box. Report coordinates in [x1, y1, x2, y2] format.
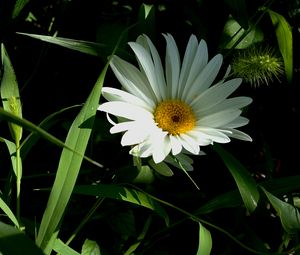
[12, 0, 30, 19]
[81, 239, 101, 255]
[1, 44, 23, 142]
[0, 221, 44, 255]
[225, 0, 249, 29]
[36, 62, 109, 254]
[220, 17, 263, 49]
[73, 184, 169, 225]
[197, 223, 212, 255]
[261, 187, 300, 234]
[268, 10, 293, 82]
[52, 239, 80, 255]
[0, 193, 19, 228]
[17, 33, 105, 57]
[213, 144, 259, 212]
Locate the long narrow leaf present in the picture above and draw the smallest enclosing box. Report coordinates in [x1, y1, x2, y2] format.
[0, 107, 102, 168]
[17, 33, 106, 57]
[0, 194, 19, 228]
[53, 239, 80, 255]
[1, 44, 23, 142]
[36, 62, 109, 253]
[213, 144, 259, 213]
[268, 10, 293, 82]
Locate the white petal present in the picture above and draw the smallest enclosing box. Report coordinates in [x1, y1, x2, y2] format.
[101, 87, 153, 111]
[169, 135, 183, 155]
[163, 33, 181, 99]
[151, 131, 171, 163]
[228, 128, 252, 141]
[191, 78, 242, 110]
[110, 56, 156, 106]
[195, 97, 252, 117]
[130, 142, 152, 158]
[178, 134, 200, 155]
[224, 116, 250, 128]
[185, 130, 212, 146]
[179, 38, 208, 97]
[197, 109, 242, 127]
[184, 54, 223, 103]
[98, 101, 153, 121]
[129, 41, 163, 101]
[194, 127, 231, 143]
[144, 35, 167, 99]
[121, 128, 149, 146]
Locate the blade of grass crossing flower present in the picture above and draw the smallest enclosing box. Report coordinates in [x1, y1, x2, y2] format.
[260, 186, 300, 234]
[268, 10, 293, 83]
[213, 144, 259, 213]
[36, 62, 109, 254]
[197, 223, 212, 255]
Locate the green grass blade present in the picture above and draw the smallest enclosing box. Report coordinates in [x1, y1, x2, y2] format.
[12, 0, 30, 19]
[73, 184, 169, 225]
[197, 223, 212, 255]
[1, 43, 23, 142]
[36, 62, 109, 253]
[0, 107, 102, 168]
[17, 33, 106, 57]
[0, 194, 19, 228]
[268, 9, 293, 83]
[213, 144, 259, 213]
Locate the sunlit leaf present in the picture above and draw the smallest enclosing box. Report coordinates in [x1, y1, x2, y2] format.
[268, 10, 293, 82]
[261, 186, 300, 234]
[36, 61, 109, 254]
[1, 44, 23, 142]
[17, 33, 105, 57]
[73, 184, 169, 225]
[197, 223, 212, 255]
[0, 190, 19, 228]
[213, 144, 259, 212]
[81, 239, 101, 255]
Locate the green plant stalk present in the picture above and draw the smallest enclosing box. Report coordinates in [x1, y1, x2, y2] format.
[15, 138, 22, 226]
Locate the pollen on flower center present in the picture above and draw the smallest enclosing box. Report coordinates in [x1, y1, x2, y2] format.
[154, 100, 196, 135]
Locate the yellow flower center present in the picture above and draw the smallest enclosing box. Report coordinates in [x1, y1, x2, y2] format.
[154, 100, 196, 135]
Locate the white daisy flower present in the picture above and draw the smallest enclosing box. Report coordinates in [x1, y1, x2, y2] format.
[98, 33, 252, 164]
